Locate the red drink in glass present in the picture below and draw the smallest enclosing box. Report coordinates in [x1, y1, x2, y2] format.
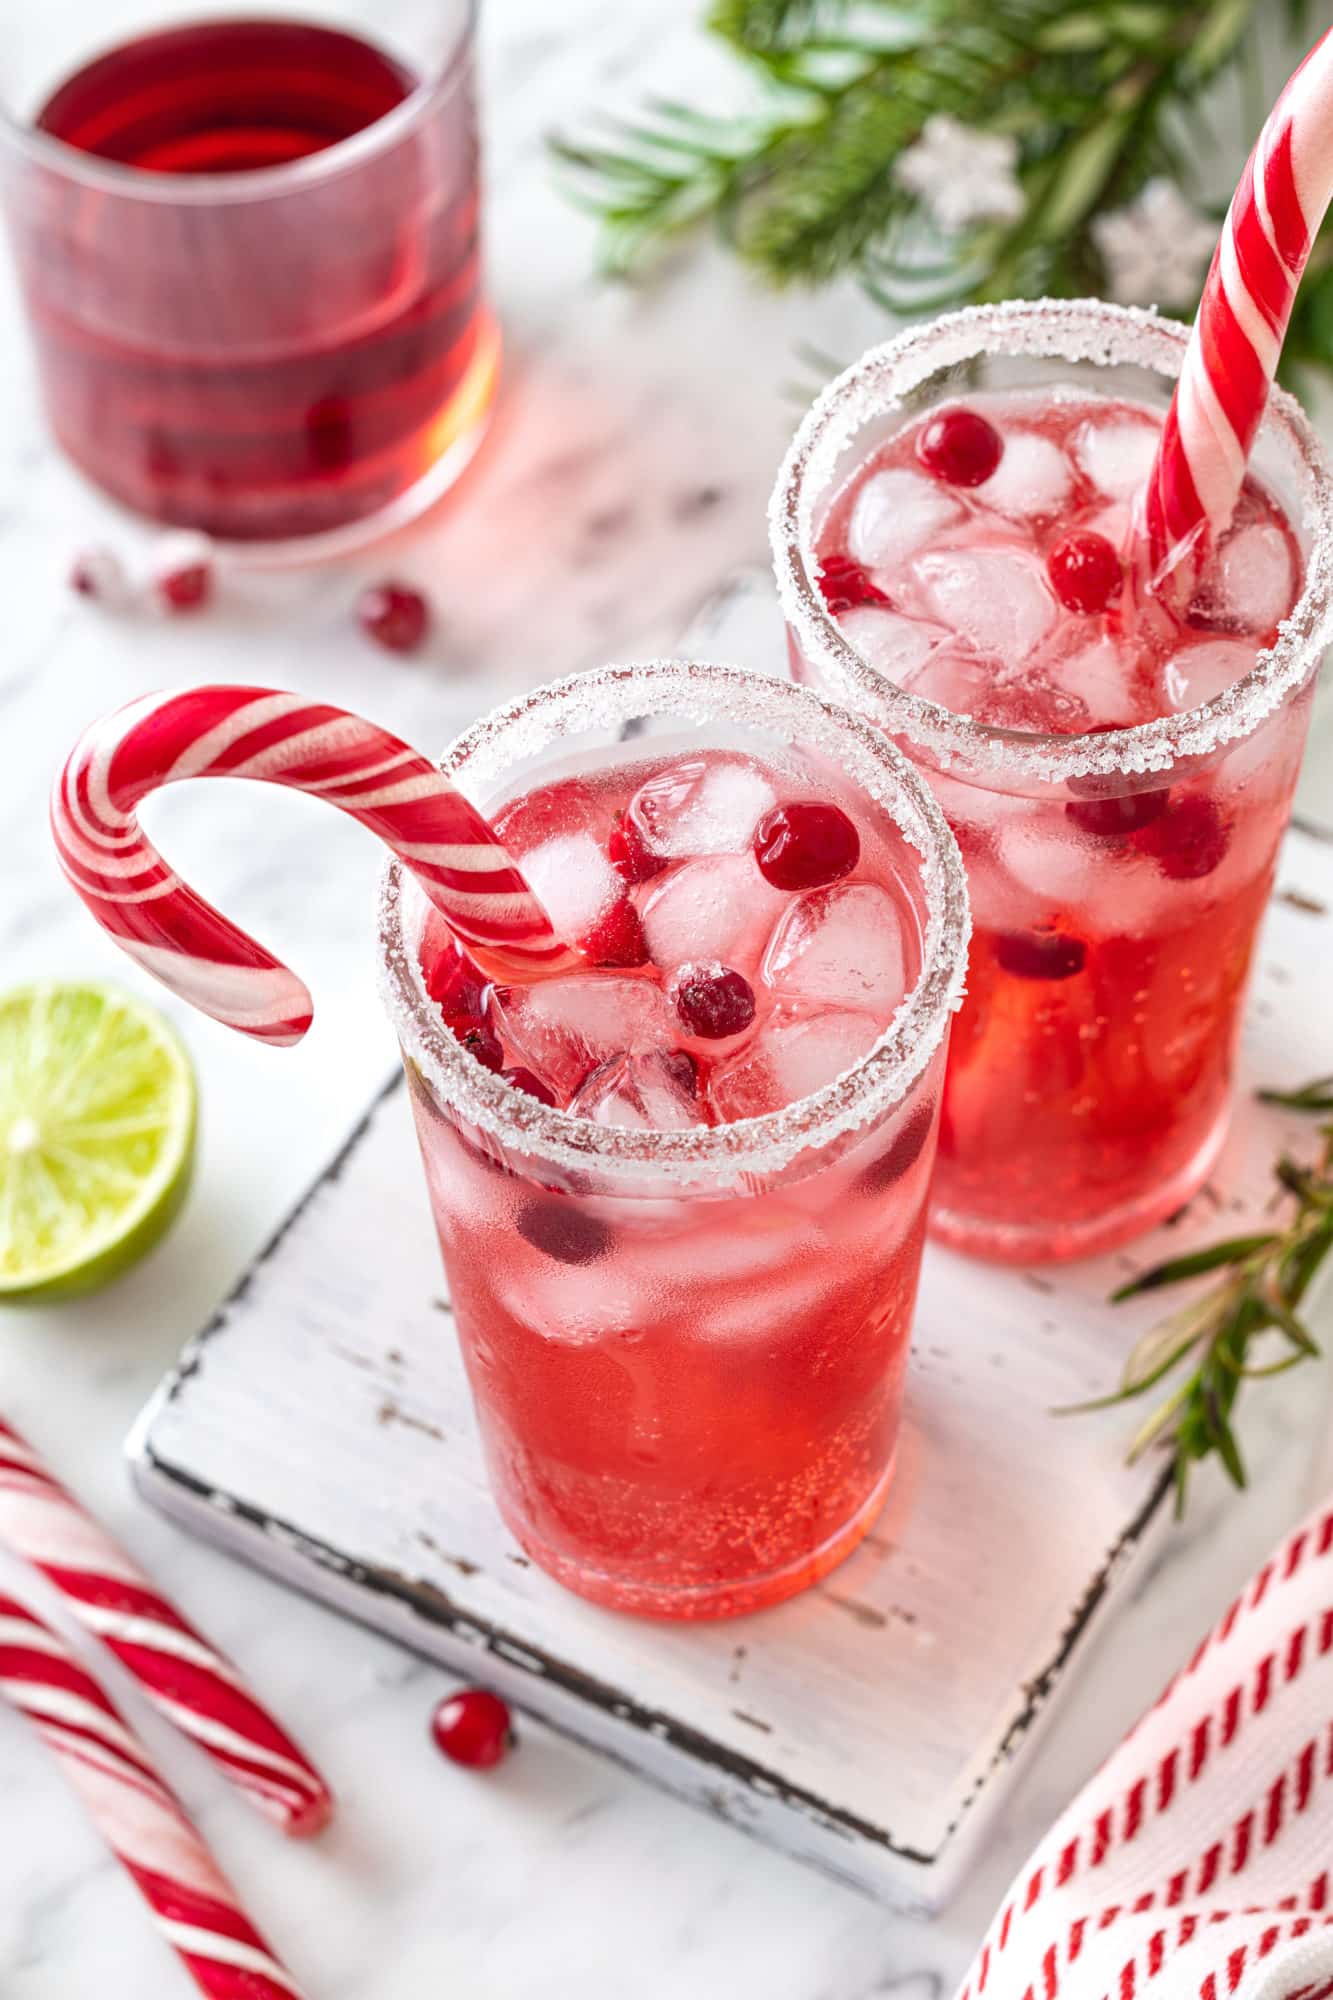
[378, 663, 969, 1618]
[774, 303, 1333, 1263]
[1, 8, 496, 550]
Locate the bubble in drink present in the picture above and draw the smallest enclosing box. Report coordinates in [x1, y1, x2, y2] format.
[1071, 416, 1160, 500]
[628, 757, 777, 861]
[641, 852, 786, 973]
[764, 882, 911, 1014]
[976, 430, 1073, 519]
[488, 974, 674, 1098]
[912, 547, 1057, 662]
[709, 1006, 883, 1121]
[835, 605, 942, 686]
[847, 468, 963, 573]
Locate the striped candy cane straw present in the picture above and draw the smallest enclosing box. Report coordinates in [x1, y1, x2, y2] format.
[52, 684, 577, 1046]
[0, 1589, 306, 1999]
[1141, 26, 1333, 574]
[0, 1418, 331, 1836]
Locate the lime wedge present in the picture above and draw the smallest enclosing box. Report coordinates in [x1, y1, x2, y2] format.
[0, 983, 197, 1302]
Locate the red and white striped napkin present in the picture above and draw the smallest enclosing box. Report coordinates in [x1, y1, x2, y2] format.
[957, 1498, 1333, 2000]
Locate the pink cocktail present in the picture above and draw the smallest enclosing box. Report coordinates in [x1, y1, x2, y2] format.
[1, 5, 495, 553]
[378, 662, 969, 1618]
[774, 303, 1333, 1263]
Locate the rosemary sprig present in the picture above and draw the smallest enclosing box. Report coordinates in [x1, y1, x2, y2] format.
[1067, 1078, 1333, 1516]
[554, 0, 1333, 383]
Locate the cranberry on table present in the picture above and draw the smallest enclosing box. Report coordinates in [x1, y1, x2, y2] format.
[607, 811, 668, 885]
[431, 1689, 514, 1770]
[1134, 794, 1230, 880]
[357, 580, 430, 654]
[816, 554, 890, 615]
[671, 962, 756, 1040]
[915, 407, 1003, 488]
[1047, 530, 1123, 615]
[580, 896, 650, 968]
[753, 801, 860, 892]
[995, 930, 1087, 981]
[69, 546, 129, 604]
[501, 1066, 557, 1107]
[155, 555, 213, 613]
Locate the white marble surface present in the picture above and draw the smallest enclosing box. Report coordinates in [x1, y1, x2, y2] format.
[2, 5, 1333, 1997]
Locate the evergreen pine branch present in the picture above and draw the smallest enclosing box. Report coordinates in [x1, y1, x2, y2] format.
[554, 0, 1333, 375]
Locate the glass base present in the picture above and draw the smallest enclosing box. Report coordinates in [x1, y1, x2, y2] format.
[929, 1106, 1231, 1265]
[496, 1454, 896, 1623]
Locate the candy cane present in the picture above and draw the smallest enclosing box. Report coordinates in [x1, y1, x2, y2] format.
[51, 685, 577, 1046]
[1141, 26, 1333, 574]
[0, 1590, 306, 1999]
[0, 1418, 330, 1837]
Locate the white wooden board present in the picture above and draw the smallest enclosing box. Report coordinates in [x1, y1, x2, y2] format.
[129, 577, 1333, 1908]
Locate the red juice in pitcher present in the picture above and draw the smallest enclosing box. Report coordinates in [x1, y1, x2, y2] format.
[13, 15, 496, 544]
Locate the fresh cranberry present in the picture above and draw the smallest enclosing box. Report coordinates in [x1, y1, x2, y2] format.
[607, 811, 668, 885]
[816, 554, 890, 616]
[1133, 794, 1230, 880]
[157, 560, 212, 613]
[431, 1689, 513, 1770]
[517, 1199, 614, 1265]
[447, 1017, 504, 1073]
[753, 801, 861, 892]
[915, 408, 1003, 488]
[501, 1066, 557, 1107]
[995, 931, 1087, 981]
[580, 897, 650, 968]
[1047, 531, 1123, 614]
[856, 1105, 934, 1194]
[1065, 788, 1171, 838]
[69, 546, 129, 605]
[357, 581, 430, 654]
[671, 963, 756, 1041]
[422, 923, 485, 1014]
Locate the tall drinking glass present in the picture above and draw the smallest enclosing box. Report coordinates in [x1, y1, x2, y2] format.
[772, 302, 1333, 1264]
[377, 661, 970, 1619]
[0, 1, 495, 556]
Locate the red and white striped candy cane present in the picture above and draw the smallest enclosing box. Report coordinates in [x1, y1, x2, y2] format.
[0, 1590, 306, 1999]
[0, 1418, 330, 1836]
[51, 685, 577, 1046]
[1141, 26, 1333, 573]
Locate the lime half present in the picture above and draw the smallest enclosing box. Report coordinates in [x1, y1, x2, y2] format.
[0, 983, 197, 1302]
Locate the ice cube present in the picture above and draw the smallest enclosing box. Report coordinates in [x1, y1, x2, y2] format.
[910, 650, 1089, 734]
[998, 817, 1097, 907]
[847, 468, 963, 574]
[1161, 639, 1255, 711]
[976, 431, 1073, 519]
[1072, 418, 1159, 501]
[490, 974, 673, 1096]
[836, 605, 943, 686]
[1192, 523, 1297, 636]
[641, 853, 787, 974]
[520, 831, 618, 942]
[1046, 635, 1141, 727]
[570, 1050, 705, 1132]
[628, 757, 777, 861]
[913, 548, 1057, 662]
[764, 883, 910, 1016]
[708, 1006, 883, 1121]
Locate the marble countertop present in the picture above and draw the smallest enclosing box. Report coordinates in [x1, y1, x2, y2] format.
[2, 4, 1332, 1996]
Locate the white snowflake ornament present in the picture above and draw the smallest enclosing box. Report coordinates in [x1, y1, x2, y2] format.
[894, 116, 1026, 232]
[1090, 178, 1217, 310]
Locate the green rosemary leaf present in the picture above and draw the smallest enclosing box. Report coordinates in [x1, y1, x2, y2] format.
[1279, 1219, 1333, 1308]
[1259, 1075, 1333, 1112]
[1119, 1288, 1236, 1394]
[1110, 1234, 1277, 1300]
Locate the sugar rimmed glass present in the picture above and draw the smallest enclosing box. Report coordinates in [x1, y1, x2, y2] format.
[377, 660, 970, 1620]
[0, 0, 495, 559]
[772, 300, 1333, 1263]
